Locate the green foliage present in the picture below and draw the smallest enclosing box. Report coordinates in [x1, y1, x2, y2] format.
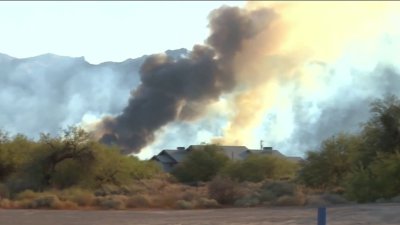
[344, 153, 400, 202]
[223, 154, 299, 182]
[172, 145, 229, 183]
[0, 126, 161, 195]
[298, 133, 361, 189]
[0, 134, 37, 182]
[84, 145, 161, 189]
[359, 95, 400, 165]
[299, 95, 400, 202]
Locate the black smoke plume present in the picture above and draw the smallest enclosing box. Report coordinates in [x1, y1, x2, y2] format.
[98, 6, 276, 154]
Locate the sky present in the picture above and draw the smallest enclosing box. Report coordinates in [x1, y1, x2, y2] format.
[0, 1, 245, 64]
[2, 1, 400, 160]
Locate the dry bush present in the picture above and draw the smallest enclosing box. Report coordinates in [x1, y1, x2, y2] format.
[258, 180, 306, 206]
[0, 183, 9, 199]
[262, 180, 297, 196]
[150, 193, 181, 208]
[21, 195, 63, 209]
[175, 200, 195, 209]
[138, 178, 169, 194]
[15, 189, 40, 200]
[56, 200, 79, 209]
[259, 180, 296, 202]
[125, 195, 152, 208]
[0, 199, 14, 208]
[208, 176, 243, 205]
[234, 195, 260, 207]
[273, 194, 306, 206]
[55, 188, 95, 207]
[196, 197, 219, 208]
[95, 195, 127, 209]
[148, 182, 207, 209]
[94, 184, 124, 196]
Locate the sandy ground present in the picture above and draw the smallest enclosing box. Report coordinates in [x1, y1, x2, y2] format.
[0, 203, 399, 225]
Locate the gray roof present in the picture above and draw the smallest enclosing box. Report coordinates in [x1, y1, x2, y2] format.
[151, 145, 304, 172]
[152, 153, 175, 163]
[248, 149, 284, 157]
[163, 149, 187, 163]
[187, 145, 250, 160]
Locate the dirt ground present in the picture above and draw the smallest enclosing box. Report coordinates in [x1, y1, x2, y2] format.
[0, 203, 399, 225]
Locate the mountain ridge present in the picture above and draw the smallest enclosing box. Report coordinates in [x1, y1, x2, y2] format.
[0, 48, 189, 137]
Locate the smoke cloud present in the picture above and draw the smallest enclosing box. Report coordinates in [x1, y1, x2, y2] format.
[6, 2, 399, 157]
[214, 2, 400, 153]
[96, 6, 276, 154]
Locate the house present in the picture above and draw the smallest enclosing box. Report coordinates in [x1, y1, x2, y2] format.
[151, 145, 303, 172]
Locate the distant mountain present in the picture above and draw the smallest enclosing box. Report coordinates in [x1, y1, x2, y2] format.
[0, 48, 189, 137]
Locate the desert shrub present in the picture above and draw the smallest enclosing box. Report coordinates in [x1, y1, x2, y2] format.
[208, 176, 242, 204]
[15, 189, 40, 200]
[94, 184, 124, 196]
[27, 195, 62, 209]
[0, 183, 9, 199]
[180, 188, 203, 202]
[223, 155, 300, 182]
[321, 193, 350, 204]
[234, 195, 260, 207]
[58, 200, 79, 209]
[274, 194, 305, 206]
[126, 195, 152, 208]
[0, 199, 13, 208]
[57, 188, 95, 206]
[96, 195, 126, 209]
[258, 180, 305, 206]
[151, 190, 182, 208]
[259, 180, 297, 201]
[196, 197, 219, 208]
[175, 200, 195, 209]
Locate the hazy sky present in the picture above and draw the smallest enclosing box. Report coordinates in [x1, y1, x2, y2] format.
[0, 1, 245, 64]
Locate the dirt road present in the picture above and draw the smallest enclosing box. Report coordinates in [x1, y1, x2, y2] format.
[1, 203, 399, 225]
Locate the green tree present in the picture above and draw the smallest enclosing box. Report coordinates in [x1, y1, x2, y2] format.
[0, 133, 37, 182]
[83, 144, 161, 189]
[223, 154, 299, 182]
[360, 95, 400, 165]
[344, 152, 400, 202]
[172, 145, 229, 183]
[298, 133, 361, 189]
[11, 126, 97, 190]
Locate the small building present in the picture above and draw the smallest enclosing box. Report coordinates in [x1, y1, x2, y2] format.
[151, 145, 302, 172]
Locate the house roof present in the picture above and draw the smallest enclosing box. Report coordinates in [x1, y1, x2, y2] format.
[152, 153, 175, 163]
[187, 145, 251, 160]
[151, 145, 303, 166]
[247, 149, 284, 157]
[163, 149, 187, 163]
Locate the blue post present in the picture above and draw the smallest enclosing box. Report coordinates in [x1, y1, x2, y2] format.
[317, 207, 326, 225]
